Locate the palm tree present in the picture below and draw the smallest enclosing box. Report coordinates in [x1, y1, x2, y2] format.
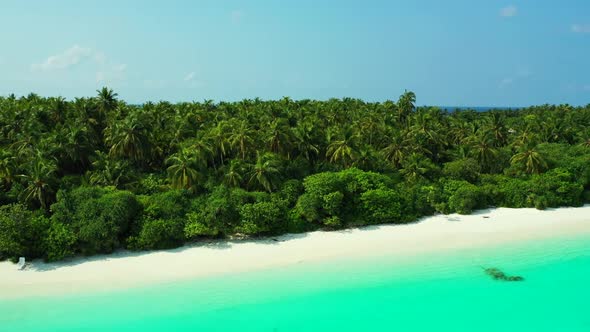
[266, 118, 293, 158]
[0, 150, 16, 187]
[381, 131, 407, 168]
[62, 123, 93, 170]
[510, 147, 547, 174]
[512, 127, 538, 149]
[248, 153, 281, 192]
[357, 112, 384, 145]
[105, 116, 152, 163]
[408, 110, 444, 160]
[18, 155, 57, 210]
[49, 97, 67, 125]
[292, 123, 320, 163]
[579, 130, 590, 148]
[223, 159, 245, 188]
[397, 90, 416, 127]
[448, 116, 476, 146]
[468, 133, 498, 171]
[400, 153, 433, 183]
[326, 127, 358, 167]
[228, 120, 255, 160]
[166, 149, 202, 190]
[96, 87, 118, 117]
[188, 137, 214, 168]
[353, 147, 378, 170]
[484, 113, 508, 147]
[88, 151, 134, 188]
[208, 123, 230, 166]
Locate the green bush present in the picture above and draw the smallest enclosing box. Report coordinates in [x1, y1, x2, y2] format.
[44, 221, 76, 262]
[128, 218, 185, 250]
[442, 158, 480, 183]
[447, 183, 483, 214]
[0, 204, 28, 262]
[237, 201, 285, 235]
[184, 211, 220, 239]
[359, 189, 403, 224]
[52, 187, 141, 256]
[293, 168, 403, 227]
[432, 180, 485, 214]
[0, 204, 52, 262]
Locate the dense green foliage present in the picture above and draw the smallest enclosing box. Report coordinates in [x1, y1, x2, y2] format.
[1, 89, 589, 262]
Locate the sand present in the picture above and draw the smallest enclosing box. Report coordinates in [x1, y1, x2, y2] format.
[1, 206, 589, 299]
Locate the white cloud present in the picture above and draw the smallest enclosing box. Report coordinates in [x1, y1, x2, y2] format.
[94, 52, 107, 65]
[31, 45, 93, 71]
[583, 85, 590, 91]
[113, 64, 127, 72]
[572, 24, 590, 34]
[500, 78, 514, 86]
[32, 45, 127, 85]
[231, 10, 244, 23]
[500, 67, 532, 88]
[500, 5, 517, 17]
[96, 63, 127, 83]
[184, 72, 196, 81]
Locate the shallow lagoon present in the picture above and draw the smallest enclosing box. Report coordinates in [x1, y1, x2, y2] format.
[2, 234, 589, 332]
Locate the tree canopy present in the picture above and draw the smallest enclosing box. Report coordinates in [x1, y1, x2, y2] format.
[0, 90, 589, 262]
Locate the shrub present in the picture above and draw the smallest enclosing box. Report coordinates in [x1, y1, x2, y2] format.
[0, 204, 51, 262]
[359, 189, 403, 224]
[51, 187, 141, 256]
[127, 218, 185, 250]
[442, 158, 480, 183]
[237, 201, 285, 235]
[0, 204, 28, 262]
[44, 221, 76, 262]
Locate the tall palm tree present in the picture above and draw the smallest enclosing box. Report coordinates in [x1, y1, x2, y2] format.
[292, 123, 320, 163]
[88, 151, 133, 188]
[357, 112, 385, 146]
[18, 155, 57, 210]
[223, 159, 245, 188]
[208, 122, 230, 166]
[0, 150, 16, 187]
[189, 137, 215, 168]
[400, 153, 433, 183]
[228, 120, 255, 160]
[468, 133, 498, 171]
[397, 90, 416, 127]
[166, 149, 202, 190]
[105, 116, 152, 163]
[381, 131, 407, 168]
[512, 127, 538, 149]
[62, 123, 93, 170]
[266, 118, 293, 158]
[248, 153, 281, 192]
[408, 110, 444, 160]
[326, 127, 358, 167]
[484, 113, 508, 147]
[510, 147, 547, 174]
[96, 87, 118, 117]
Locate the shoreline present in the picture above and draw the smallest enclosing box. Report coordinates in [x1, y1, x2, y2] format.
[1, 206, 589, 299]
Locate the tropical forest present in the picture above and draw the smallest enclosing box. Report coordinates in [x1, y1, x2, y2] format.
[1, 89, 589, 262]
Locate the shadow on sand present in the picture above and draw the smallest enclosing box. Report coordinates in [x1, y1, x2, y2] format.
[28, 232, 310, 272]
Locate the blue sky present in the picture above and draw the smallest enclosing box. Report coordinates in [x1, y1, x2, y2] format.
[1, 0, 589, 106]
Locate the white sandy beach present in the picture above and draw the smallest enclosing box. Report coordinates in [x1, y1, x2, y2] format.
[1, 206, 589, 299]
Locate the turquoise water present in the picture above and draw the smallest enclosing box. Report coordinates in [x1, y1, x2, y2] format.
[2, 235, 590, 332]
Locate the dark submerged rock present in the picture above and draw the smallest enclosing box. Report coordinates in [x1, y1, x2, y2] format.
[482, 267, 524, 282]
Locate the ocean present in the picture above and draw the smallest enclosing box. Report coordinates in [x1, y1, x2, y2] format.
[1, 234, 589, 332]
